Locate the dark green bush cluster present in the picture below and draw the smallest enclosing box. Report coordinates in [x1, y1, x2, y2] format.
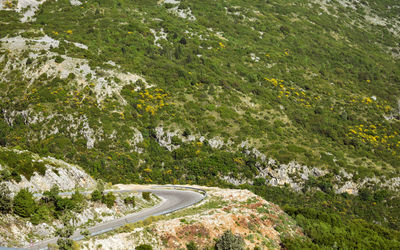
[142, 192, 151, 201]
[245, 179, 400, 249]
[3, 185, 87, 225]
[91, 190, 116, 208]
[124, 195, 135, 206]
[215, 230, 245, 250]
[283, 208, 400, 249]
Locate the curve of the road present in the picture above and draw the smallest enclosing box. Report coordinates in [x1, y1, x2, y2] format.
[27, 187, 206, 250]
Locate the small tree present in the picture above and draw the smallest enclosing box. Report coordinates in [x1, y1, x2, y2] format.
[43, 185, 60, 203]
[0, 183, 12, 213]
[102, 192, 116, 208]
[55, 197, 76, 212]
[31, 206, 51, 225]
[91, 190, 102, 202]
[124, 195, 135, 207]
[56, 225, 75, 250]
[142, 192, 151, 201]
[13, 188, 36, 218]
[71, 190, 85, 208]
[215, 230, 245, 250]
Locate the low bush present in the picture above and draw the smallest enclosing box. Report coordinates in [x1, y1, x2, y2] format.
[102, 192, 116, 208]
[124, 195, 135, 206]
[215, 230, 245, 250]
[142, 192, 151, 201]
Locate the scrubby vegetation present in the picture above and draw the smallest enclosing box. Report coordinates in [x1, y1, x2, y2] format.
[215, 230, 245, 250]
[0, 0, 398, 185]
[3, 185, 87, 225]
[0, 0, 399, 248]
[241, 181, 400, 249]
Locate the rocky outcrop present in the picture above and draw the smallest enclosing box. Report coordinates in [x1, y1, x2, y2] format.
[0, 149, 96, 195]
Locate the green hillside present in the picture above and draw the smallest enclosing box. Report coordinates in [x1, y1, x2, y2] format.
[1, 0, 400, 248]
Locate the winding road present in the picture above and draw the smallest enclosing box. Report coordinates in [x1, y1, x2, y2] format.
[27, 187, 206, 250]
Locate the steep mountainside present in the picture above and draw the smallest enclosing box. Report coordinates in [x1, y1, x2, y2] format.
[1, 0, 399, 187]
[1, 0, 400, 248]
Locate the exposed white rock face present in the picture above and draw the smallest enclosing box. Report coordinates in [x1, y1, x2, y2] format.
[65, 40, 88, 50]
[255, 162, 328, 191]
[150, 28, 168, 48]
[164, 0, 180, 3]
[220, 175, 249, 186]
[384, 177, 400, 190]
[240, 140, 267, 162]
[0, 36, 148, 105]
[0, 0, 47, 22]
[160, 0, 196, 20]
[208, 137, 224, 149]
[334, 173, 400, 195]
[181, 134, 196, 143]
[2, 110, 103, 149]
[82, 228, 159, 250]
[128, 128, 144, 153]
[0, 215, 58, 247]
[0, 35, 59, 51]
[70, 0, 82, 6]
[155, 126, 180, 151]
[80, 117, 98, 149]
[335, 181, 358, 194]
[311, 0, 400, 38]
[250, 53, 260, 62]
[3, 156, 96, 196]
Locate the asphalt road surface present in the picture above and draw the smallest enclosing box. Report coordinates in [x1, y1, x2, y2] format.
[27, 187, 205, 250]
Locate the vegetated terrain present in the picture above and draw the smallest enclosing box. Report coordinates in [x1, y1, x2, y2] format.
[0, 147, 159, 248]
[0, 0, 400, 248]
[80, 187, 302, 250]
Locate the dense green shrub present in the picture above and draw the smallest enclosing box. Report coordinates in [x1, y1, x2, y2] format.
[142, 192, 151, 201]
[31, 206, 51, 225]
[56, 225, 75, 250]
[246, 181, 400, 249]
[43, 185, 60, 203]
[102, 192, 116, 208]
[91, 190, 102, 202]
[215, 230, 245, 250]
[13, 188, 36, 218]
[54, 55, 64, 63]
[71, 190, 84, 206]
[55, 197, 76, 211]
[124, 195, 135, 206]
